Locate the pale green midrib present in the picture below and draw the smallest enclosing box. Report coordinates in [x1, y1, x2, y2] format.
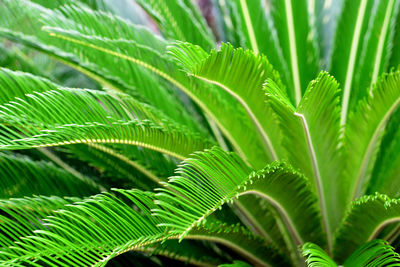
[340, 0, 368, 126]
[294, 112, 332, 254]
[233, 200, 274, 243]
[239, 189, 306, 266]
[46, 31, 247, 164]
[87, 143, 164, 185]
[239, 0, 259, 55]
[352, 97, 400, 200]
[285, 0, 302, 105]
[368, 217, 400, 241]
[23, 138, 187, 161]
[194, 76, 278, 161]
[370, 0, 396, 88]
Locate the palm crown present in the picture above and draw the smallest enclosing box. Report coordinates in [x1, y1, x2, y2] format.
[1, 0, 400, 266]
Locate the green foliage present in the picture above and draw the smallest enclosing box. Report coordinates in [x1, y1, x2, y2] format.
[0, 0, 400, 266]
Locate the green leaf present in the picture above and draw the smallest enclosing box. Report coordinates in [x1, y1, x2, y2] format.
[0, 152, 100, 198]
[302, 243, 338, 267]
[154, 147, 325, 265]
[265, 72, 342, 249]
[0, 69, 213, 159]
[170, 42, 286, 162]
[66, 144, 173, 190]
[334, 194, 400, 261]
[352, 0, 400, 110]
[0, 195, 78, 250]
[330, 0, 376, 125]
[135, 0, 215, 50]
[0, 190, 167, 266]
[0, 1, 205, 135]
[367, 108, 400, 197]
[343, 239, 400, 266]
[344, 70, 400, 202]
[269, 0, 319, 105]
[389, 9, 400, 68]
[230, 0, 290, 94]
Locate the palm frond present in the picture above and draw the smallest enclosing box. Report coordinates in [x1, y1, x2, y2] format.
[353, 0, 400, 109]
[0, 2, 270, 168]
[342, 239, 400, 266]
[334, 194, 400, 261]
[265, 72, 343, 247]
[269, 0, 319, 105]
[0, 190, 166, 266]
[135, 0, 215, 50]
[344, 70, 400, 202]
[330, 0, 376, 125]
[0, 195, 78, 249]
[154, 147, 325, 265]
[169, 42, 286, 162]
[367, 108, 400, 197]
[302, 243, 337, 267]
[0, 1, 205, 135]
[0, 69, 213, 159]
[0, 152, 100, 198]
[229, 0, 290, 94]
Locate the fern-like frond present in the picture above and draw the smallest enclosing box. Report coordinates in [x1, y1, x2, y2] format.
[302, 243, 337, 267]
[0, 152, 100, 198]
[344, 70, 400, 202]
[229, 0, 290, 94]
[135, 0, 215, 50]
[265, 72, 343, 247]
[0, 1, 205, 135]
[169, 42, 286, 162]
[0, 2, 271, 168]
[334, 194, 400, 261]
[0, 69, 212, 159]
[353, 0, 400, 101]
[0, 195, 78, 250]
[154, 147, 324, 265]
[342, 239, 400, 266]
[367, 108, 400, 197]
[269, 0, 319, 105]
[0, 190, 167, 266]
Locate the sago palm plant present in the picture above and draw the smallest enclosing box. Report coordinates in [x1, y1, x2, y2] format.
[0, 0, 400, 266]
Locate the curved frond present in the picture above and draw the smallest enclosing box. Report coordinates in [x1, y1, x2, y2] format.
[135, 0, 215, 50]
[269, 0, 319, 105]
[0, 69, 212, 159]
[343, 239, 400, 266]
[71, 143, 176, 190]
[0, 1, 205, 135]
[0, 187, 285, 266]
[330, 0, 375, 124]
[302, 243, 337, 267]
[0, 190, 166, 266]
[265, 72, 343, 245]
[169, 42, 286, 161]
[334, 194, 400, 261]
[0, 195, 78, 249]
[344, 70, 400, 202]
[367, 108, 400, 197]
[354, 0, 400, 101]
[229, 0, 290, 95]
[0, 152, 100, 198]
[154, 147, 325, 265]
[0, 2, 271, 168]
